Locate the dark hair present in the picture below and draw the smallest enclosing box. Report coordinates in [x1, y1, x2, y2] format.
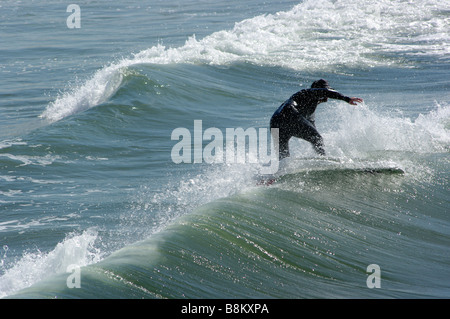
[311, 79, 331, 89]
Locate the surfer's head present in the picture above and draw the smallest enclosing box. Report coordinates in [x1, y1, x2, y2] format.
[311, 79, 331, 89]
[311, 79, 331, 103]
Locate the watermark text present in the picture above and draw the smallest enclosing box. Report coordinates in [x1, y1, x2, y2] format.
[66, 264, 81, 288]
[366, 264, 381, 289]
[66, 4, 81, 29]
[171, 120, 279, 174]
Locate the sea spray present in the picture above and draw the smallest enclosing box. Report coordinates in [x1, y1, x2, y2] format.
[0, 228, 101, 298]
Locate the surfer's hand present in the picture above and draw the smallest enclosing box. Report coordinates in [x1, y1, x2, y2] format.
[349, 97, 363, 105]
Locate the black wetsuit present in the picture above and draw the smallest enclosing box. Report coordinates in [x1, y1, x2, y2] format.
[270, 88, 351, 159]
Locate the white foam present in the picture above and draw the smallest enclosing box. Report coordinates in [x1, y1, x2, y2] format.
[0, 139, 27, 150]
[322, 102, 450, 158]
[0, 153, 60, 167]
[40, 0, 449, 122]
[40, 63, 125, 122]
[414, 103, 450, 147]
[0, 228, 102, 298]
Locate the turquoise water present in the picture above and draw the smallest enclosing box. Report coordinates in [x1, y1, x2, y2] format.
[1, 0, 449, 299]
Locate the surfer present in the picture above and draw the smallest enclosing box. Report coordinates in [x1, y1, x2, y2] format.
[270, 79, 363, 159]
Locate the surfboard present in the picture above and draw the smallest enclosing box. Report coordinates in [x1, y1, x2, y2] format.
[256, 157, 404, 186]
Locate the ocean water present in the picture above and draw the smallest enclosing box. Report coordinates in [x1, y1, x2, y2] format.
[0, 0, 449, 299]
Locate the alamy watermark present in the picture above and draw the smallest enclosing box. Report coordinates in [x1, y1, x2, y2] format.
[366, 264, 381, 289]
[171, 120, 279, 175]
[66, 264, 81, 288]
[66, 4, 81, 29]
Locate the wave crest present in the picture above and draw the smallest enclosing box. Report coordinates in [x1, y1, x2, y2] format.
[40, 0, 448, 122]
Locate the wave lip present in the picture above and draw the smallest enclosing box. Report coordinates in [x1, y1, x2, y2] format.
[40, 63, 125, 123]
[0, 228, 101, 299]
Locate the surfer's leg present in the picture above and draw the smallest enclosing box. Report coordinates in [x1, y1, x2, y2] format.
[270, 116, 291, 160]
[309, 135, 325, 156]
[278, 134, 290, 159]
[292, 117, 326, 156]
